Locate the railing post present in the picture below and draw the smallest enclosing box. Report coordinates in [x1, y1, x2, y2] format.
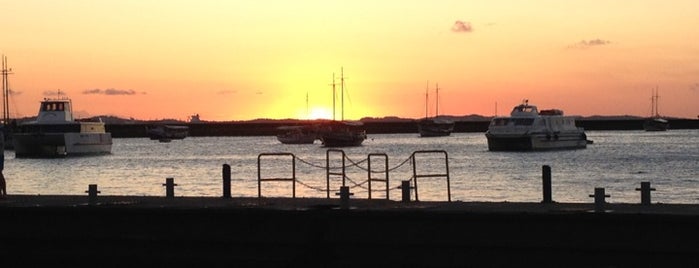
[542, 165, 553, 203]
[401, 180, 412, 202]
[336, 186, 353, 210]
[163, 177, 177, 198]
[589, 187, 610, 213]
[222, 164, 231, 198]
[635, 182, 656, 205]
[85, 184, 100, 205]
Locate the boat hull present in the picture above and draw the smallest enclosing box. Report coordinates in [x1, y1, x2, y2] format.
[13, 132, 112, 158]
[277, 133, 316, 144]
[486, 132, 587, 151]
[418, 119, 454, 137]
[321, 132, 366, 147]
[643, 118, 669, 131]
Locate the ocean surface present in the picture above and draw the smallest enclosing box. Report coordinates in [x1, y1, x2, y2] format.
[4, 130, 698, 204]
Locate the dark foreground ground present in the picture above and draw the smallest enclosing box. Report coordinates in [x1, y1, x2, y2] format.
[2, 195, 698, 267]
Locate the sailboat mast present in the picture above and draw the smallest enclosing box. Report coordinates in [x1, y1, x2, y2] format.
[435, 83, 440, 117]
[654, 87, 660, 117]
[424, 81, 429, 118]
[330, 73, 336, 121]
[1, 55, 12, 126]
[340, 67, 345, 121]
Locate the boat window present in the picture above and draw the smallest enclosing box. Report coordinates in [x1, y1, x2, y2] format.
[491, 118, 509, 126]
[514, 118, 534, 126]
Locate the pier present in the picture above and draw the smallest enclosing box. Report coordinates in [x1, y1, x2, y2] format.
[3, 193, 699, 267]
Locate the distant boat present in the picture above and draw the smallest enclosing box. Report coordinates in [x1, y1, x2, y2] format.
[418, 83, 454, 137]
[13, 96, 112, 157]
[276, 125, 317, 144]
[485, 100, 589, 151]
[147, 125, 189, 142]
[643, 88, 669, 131]
[319, 68, 366, 147]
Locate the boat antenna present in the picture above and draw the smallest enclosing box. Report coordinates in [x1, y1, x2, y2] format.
[305, 91, 309, 120]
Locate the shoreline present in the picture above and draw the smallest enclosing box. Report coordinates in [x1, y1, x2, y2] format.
[105, 119, 699, 138]
[2, 195, 699, 266]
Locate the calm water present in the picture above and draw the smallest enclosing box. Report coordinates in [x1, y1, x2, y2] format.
[5, 130, 698, 203]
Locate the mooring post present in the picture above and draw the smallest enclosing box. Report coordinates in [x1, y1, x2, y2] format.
[335, 186, 353, 209]
[163, 177, 178, 198]
[85, 184, 100, 205]
[635, 181, 656, 205]
[589, 187, 610, 213]
[222, 164, 231, 198]
[542, 165, 553, 203]
[401, 180, 412, 202]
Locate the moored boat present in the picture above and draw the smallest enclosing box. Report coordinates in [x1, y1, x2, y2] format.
[418, 83, 454, 137]
[276, 125, 317, 144]
[643, 88, 669, 131]
[147, 125, 189, 141]
[485, 100, 589, 151]
[319, 120, 366, 147]
[13, 97, 112, 157]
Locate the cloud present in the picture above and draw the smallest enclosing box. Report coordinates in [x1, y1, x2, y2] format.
[8, 89, 21, 96]
[690, 83, 699, 91]
[217, 90, 237, 95]
[82, 88, 137, 95]
[451, 20, 473, 33]
[569, 39, 611, 49]
[43, 90, 62, 96]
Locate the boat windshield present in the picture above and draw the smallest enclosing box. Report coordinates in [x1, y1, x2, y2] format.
[491, 118, 535, 126]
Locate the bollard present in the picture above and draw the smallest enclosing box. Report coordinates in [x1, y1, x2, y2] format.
[162, 177, 178, 198]
[335, 186, 353, 209]
[222, 164, 231, 198]
[542, 165, 553, 203]
[589, 187, 610, 213]
[401, 180, 412, 203]
[85, 184, 100, 205]
[635, 181, 656, 205]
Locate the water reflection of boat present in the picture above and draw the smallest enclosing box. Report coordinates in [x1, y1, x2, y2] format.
[276, 125, 317, 144]
[485, 100, 589, 151]
[147, 125, 189, 141]
[13, 97, 112, 157]
[418, 83, 454, 137]
[643, 88, 669, 131]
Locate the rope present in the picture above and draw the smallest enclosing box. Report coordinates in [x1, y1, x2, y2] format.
[295, 178, 327, 192]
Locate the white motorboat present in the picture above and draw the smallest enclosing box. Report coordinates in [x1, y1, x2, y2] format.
[13, 97, 112, 157]
[485, 100, 589, 151]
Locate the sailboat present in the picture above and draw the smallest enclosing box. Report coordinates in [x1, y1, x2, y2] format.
[417, 82, 454, 137]
[319, 68, 367, 147]
[276, 93, 319, 144]
[643, 87, 669, 131]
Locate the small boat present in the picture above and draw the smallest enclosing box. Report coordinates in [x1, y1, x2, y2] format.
[147, 125, 189, 141]
[643, 88, 669, 131]
[320, 121, 367, 147]
[13, 97, 112, 157]
[276, 125, 317, 144]
[485, 100, 589, 151]
[418, 83, 454, 137]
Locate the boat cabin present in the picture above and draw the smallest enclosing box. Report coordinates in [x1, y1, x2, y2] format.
[37, 99, 74, 123]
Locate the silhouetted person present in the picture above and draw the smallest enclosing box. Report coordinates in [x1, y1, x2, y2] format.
[0, 128, 6, 198]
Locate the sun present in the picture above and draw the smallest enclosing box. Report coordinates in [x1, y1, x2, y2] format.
[308, 107, 333, 120]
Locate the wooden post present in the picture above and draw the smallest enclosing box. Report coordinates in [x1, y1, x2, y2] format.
[542, 165, 553, 203]
[163, 178, 178, 198]
[85, 184, 100, 205]
[635, 182, 656, 205]
[222, 164, 231, 198]
[589, 187, 610, 213]
[401, 180, 411, 203]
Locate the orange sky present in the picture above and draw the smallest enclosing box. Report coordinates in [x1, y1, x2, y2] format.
[2, 1, 698, 121]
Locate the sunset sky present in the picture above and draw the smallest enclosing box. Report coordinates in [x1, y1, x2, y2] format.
[2, 1, 698, 121]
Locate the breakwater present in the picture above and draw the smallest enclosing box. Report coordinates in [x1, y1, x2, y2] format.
[107, 119, 699, 138]
[2, 195, 699, 267]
